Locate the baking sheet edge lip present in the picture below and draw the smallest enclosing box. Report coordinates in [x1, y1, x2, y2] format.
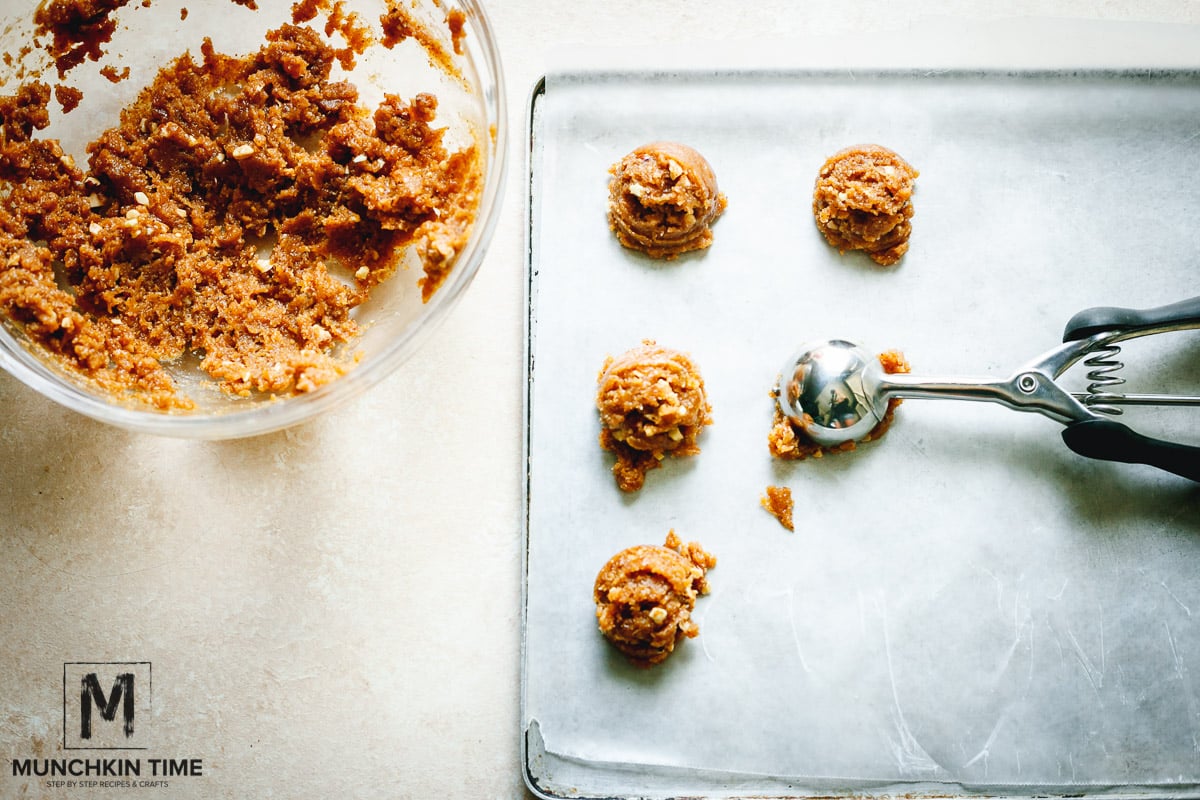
[542, 66, 1200, 86]
[527, 718, 1200, 800]
[520, 73, 547, 800]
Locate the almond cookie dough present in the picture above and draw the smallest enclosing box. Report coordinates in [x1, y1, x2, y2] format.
[769, 349, 911, 460]
[594, 530, 717, 667]
[760, 485, 794, 531]
[0, 21, 482, 409]
[607, 142, 727, 259]
[597, 340, 713, 492]
[813, 144, 918, 266]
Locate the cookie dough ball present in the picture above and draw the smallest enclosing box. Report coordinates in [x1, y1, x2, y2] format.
[768, 349, 911, 460]
[594, 530, 717, 667]
[607, 142, 727, 259]
[812, 144, 918, 266]
[597, 341, 713, 492]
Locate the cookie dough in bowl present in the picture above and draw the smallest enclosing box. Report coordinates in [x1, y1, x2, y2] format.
[594, 530, 717, 667]
[0, 0, 506, 438]
[606, 141, 727, 259]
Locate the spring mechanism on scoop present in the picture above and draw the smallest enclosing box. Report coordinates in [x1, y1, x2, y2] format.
[1081, 344, 1125, 415]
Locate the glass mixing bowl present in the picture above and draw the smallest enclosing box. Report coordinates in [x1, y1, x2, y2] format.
[0, 0, 506, 438]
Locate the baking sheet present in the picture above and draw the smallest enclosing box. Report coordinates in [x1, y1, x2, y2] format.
[522, 67, 1200, 799]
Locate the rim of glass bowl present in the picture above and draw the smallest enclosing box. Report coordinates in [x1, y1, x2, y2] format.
[0, 0, 508, 440]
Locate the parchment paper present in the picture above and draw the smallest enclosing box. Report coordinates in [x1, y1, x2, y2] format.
[523, 66, 1200, 798]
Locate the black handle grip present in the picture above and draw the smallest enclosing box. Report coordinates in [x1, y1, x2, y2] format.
[1062, 418, 1200, 482]
[1063, 296, 1200, 341]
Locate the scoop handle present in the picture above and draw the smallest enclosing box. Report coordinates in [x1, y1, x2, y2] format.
[1062, 418, 1200, 482]
[1063, 296, 1200, 341]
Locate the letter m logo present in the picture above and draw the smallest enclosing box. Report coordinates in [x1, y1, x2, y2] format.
[81, 672, 134, 739]
[63, 662, 151, 750]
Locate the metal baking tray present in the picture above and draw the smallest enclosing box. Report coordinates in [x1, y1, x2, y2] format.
[522, 66, 1200, 800]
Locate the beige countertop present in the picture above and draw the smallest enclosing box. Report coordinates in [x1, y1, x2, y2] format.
[3, 3, 1198, 798]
